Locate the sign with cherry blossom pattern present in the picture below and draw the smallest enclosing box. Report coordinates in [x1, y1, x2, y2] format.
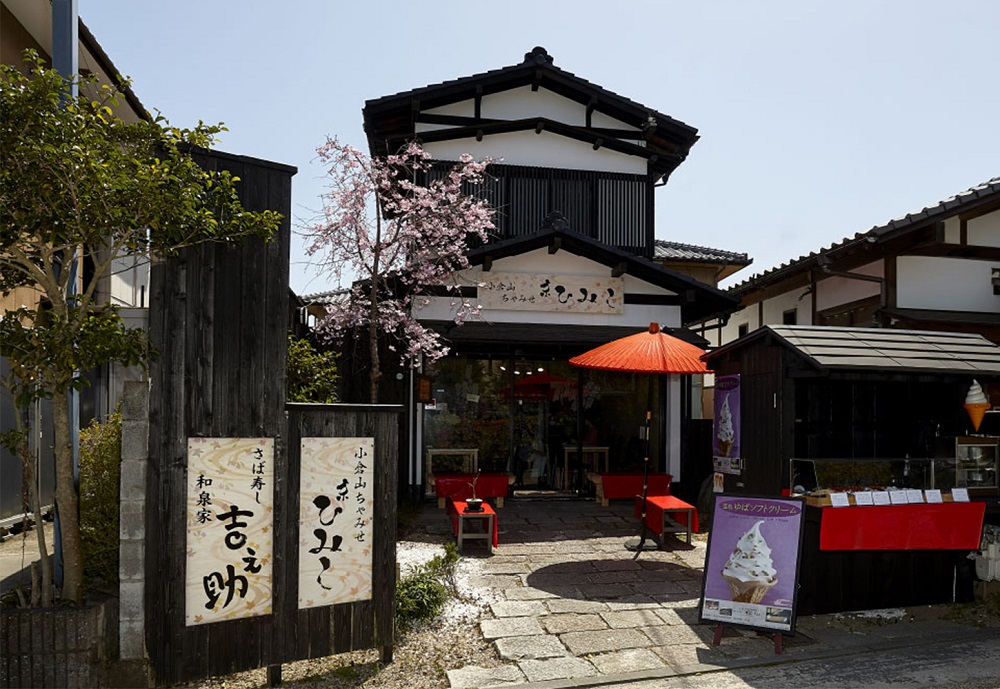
[185, 437, 273, 626]
[298, 437, 375, 609]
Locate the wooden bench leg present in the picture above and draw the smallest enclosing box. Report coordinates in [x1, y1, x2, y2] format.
[438, 497, 445, 509]
[497, 497, 504, 508]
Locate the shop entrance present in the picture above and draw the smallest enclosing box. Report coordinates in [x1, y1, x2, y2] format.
[421, 356, 659, 498]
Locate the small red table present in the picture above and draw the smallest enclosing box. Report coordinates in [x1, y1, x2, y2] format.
[635, 494, 698, 546]
[446, 498, 498, 554]
[432, 472, 511, 509]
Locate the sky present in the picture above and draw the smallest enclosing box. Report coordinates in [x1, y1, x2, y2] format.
[80, 1, 1000, 297]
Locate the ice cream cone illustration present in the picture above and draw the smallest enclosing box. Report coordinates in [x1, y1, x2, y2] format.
[965, 380, 991, 431]
[722, 520, 777, 604]
[717, 393, 735, 457]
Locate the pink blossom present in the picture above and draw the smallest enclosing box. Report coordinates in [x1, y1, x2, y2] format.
[304, 138, 495, 401]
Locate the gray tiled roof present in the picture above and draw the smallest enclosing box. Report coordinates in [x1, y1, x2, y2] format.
[730, 176, 1000, 296]
[653, 240, 751, 265]
[706, 325, 1000, 375]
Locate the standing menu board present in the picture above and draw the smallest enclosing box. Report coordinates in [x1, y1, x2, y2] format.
[700, 494, 805, 634]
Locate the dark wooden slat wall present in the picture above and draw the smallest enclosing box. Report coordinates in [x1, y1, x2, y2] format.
[147, 151, 396, 685]
[283, 405, 399, 663]
[147, 152, 293, 685]
[430, 161, 650, 254]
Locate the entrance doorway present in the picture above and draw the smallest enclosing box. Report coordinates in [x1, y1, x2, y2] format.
[421, 357, 660, 497]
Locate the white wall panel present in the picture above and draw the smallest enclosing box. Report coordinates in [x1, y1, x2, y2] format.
[968, 210, 1000, 247]
[424, 131, 645, 174]
[814, 260, 883, 311]
[424, 87, 637, 131]
[897, 256, 1000, 312]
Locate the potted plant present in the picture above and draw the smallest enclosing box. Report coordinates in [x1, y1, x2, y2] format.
[465, 471, 483, 512]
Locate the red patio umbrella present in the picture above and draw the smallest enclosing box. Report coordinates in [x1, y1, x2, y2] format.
[570, 322, 710, 553]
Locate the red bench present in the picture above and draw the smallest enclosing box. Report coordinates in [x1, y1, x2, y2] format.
[635, 494, 698, 546]
[590, 472, 672, 506]
[431, 472, 512, 509]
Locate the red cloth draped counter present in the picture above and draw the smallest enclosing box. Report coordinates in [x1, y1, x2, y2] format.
[818, 502, 985, 551]
[432, 472, 511, 508]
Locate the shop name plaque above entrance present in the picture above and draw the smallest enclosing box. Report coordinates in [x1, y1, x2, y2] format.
[478, 272, 624, 314]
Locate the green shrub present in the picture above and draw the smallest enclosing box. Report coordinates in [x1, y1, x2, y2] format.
[79, 411, 122, 587]
[395, 543, 460, 628]
[287, 334, 340, 403]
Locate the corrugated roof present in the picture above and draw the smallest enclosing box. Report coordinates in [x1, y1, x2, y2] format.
[729, 176, 1000, 297]
[705, 325, 1000, 376]
[653, 240, 751, 265]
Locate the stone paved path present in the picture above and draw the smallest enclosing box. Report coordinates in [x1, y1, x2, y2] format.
[410, 497, 761, 688]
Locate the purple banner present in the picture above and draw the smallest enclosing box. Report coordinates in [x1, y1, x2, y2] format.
[713, 374, 741, 474]
[700, 495, 805, 633]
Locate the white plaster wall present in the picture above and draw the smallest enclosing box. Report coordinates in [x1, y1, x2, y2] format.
[968, 209, 1000, 247]
[110, 254, 149, 307]
[814, 260, 883, 311]
[413, 249, 682, 328]
[423, 131, 645, 174]
[423, 86, 638, 131]
[721, 305, 757, 343]
[761, 288, 811, 325]
[897, 256, 1000, 312]
[942, 216, 961, 244]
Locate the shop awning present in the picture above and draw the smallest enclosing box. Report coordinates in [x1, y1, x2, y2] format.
[426, 320, 709, 358]
[704, 325, 1000, 376]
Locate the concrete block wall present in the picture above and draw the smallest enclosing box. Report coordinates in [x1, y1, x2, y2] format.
[118, 381, 149, 666]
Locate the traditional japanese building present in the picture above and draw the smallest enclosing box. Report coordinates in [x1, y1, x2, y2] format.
[358, 47, 744, 502]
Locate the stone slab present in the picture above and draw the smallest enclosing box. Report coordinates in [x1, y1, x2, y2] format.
[494, 635, 568, 661]
[490, 601, 548, 618]
[588, 647, 665, 674]
[559, 628, 653, 655]
[518, 656, 598, 683]
[480, 617, 545, 640]
[542, 614, 608, 634]
[601, 609, 667, 629]
[545, 599, 609, 614]
[446, 664, 526, 688]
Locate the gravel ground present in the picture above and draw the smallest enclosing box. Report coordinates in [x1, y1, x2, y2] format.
[174, 540, 504, 689]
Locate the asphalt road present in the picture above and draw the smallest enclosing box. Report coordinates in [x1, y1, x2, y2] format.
[593, 632, 1000, 689]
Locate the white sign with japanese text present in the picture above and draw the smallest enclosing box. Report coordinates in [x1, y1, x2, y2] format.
[478, 272, 624, 314]
[298, 437, 375, 609]
[185, 437, 273, 626]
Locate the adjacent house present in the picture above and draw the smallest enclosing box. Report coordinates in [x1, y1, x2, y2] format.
[696, 176, 1000, 347]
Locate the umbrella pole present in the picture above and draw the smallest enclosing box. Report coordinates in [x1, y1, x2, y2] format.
[629, 383, 655, 558]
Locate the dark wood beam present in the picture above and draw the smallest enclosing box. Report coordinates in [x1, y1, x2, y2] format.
[611, 261, 628, 277]
[586, 97, 597, 129]
[475, 85, 482, 120]
[482, 255, 492, 272]
[548, 237, 562, 254]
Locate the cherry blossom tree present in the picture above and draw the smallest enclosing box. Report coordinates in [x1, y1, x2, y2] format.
[305, 140, 494, 403]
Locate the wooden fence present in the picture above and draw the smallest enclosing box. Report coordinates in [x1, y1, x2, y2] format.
[145, 150, 398, 685]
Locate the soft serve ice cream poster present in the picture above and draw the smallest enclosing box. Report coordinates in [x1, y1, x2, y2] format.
[699, 495, 805, 633]
[713, 374, 741, 474]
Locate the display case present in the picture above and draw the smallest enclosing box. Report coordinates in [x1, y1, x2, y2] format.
[955, 437, 999, 494]
[790, 457, 939, 495]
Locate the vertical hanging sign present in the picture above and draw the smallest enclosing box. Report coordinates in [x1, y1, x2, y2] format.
[185, 438, 274, 626]
[713, 374, 742, 475]
[298, 437, 375, 609]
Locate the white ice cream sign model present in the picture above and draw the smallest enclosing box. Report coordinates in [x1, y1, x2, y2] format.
[964, 379, 991, 431]
[722, 520, 778, 604]
[717, 393, 735, 457]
